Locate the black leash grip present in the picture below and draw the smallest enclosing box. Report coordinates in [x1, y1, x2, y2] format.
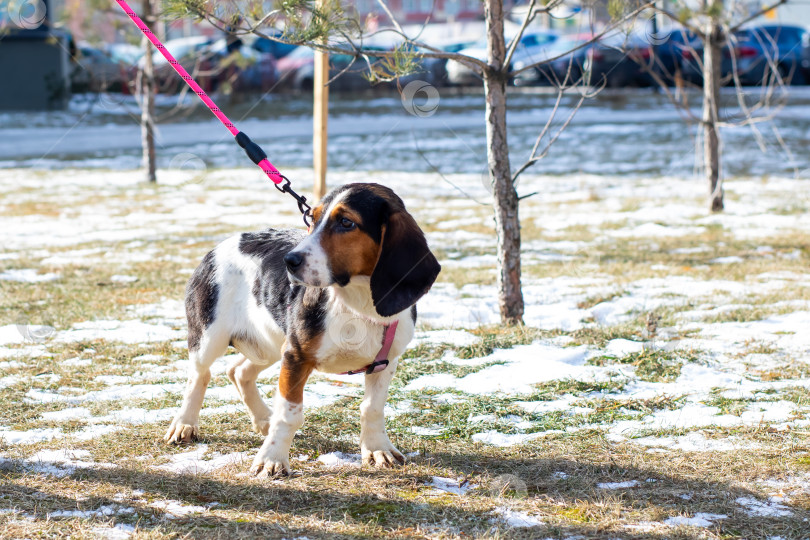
[235, 132, 267, 166]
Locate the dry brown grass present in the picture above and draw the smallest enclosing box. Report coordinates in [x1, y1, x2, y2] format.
[2, 169, 810, 538]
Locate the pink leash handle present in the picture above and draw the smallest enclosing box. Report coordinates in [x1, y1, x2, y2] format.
[114, 0, 283, 185]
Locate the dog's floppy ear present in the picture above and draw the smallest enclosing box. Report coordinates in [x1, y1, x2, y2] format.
[370, 210, 441, 317]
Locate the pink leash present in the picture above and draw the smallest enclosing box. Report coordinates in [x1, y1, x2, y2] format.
[115, 0, 311, 225]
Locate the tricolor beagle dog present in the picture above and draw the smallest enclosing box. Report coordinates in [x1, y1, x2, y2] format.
[165, 183, 441, 476]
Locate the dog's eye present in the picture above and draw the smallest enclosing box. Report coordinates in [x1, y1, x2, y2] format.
[339, 217, 356, 230]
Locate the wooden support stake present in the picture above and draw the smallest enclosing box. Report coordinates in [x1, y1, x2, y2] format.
[312, 38, 329, 200]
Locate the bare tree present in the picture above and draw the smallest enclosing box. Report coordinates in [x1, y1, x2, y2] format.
[483, 0, 522, 324]
[632, 0, 789, 212]
[138, 0, 158, 183]
[702, 0, 724, 211]
[163, 0, 649, 324]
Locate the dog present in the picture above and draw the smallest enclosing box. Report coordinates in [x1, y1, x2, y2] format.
[164, 183, 441, 476]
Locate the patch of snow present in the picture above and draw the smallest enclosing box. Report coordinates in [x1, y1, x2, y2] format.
[0, 344, 51, 358]
[0, 325, 26, 346]
[56, 319, 184, 344]
[60, 356, 92, 367]
[624, 522, 661, 532]
[740, 401, 797, 424]
[0, 269, 59, 282]
[110, 274, 138, 283]
[428, 476, 476, 495]
[95, 375, 130, 385]
[89, 524, 136, 540]
[155, 445, 250, 474]
[150, 499, 208, 518]
[516, 395, 588, 415]
[597, 480, 639, 489]
[22, 448, 110, 477]
[49, 504, 135, 519]
[71, 425, 123, 441]
[405, 343, 609, 395]
[92, 407, 177, 426]
[410, 426, 444, 436]
[0, 375, 22, 389]
[412, 330, 479, 347]
[316, 452, 361, 468]
[493, 506, 544, 527]
[710, 256, 744, 264]
[604, 339, 645, 357]
[628, 431, 761, 453]
[664, 513, 727, 527]
[0, 360, 23, 369]
[431, 393, 465, 404]
[736, 496, 793, 517]
[129, 299, 185, 322]
[0, 428, 62, 445]
[471, 431, 543, 447]
[40, 407, 93, 422]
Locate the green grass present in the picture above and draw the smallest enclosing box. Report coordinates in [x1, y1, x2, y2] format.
[588, 349, 700, 383]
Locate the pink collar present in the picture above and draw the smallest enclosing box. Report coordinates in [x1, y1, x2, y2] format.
[340, 320, 399, 375]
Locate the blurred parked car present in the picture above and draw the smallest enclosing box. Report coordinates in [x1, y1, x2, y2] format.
[587, 32, 654, 87]
[802, 31, 810, 83]
[447, 31, 558, 85]
[276, 45, 315, 89]
[277, 45, 445, 92]
[511, 35, 589, 86]
[648, 27, 702, 85]
[514, 32, 653, 88]
[105, 43, 142, 66]
[204, 38, 279, 92]
[246, 30, 299, 59]
[136, 35, 278, 93]
[682, 25, 807, 86]
[438, 38, 482, 54]
[137, 36, 213, 92]
[70, 43, 129, 92]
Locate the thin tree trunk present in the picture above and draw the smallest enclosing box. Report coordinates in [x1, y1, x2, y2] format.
[140, 0, 157, 183]
[702, 11, 723, 212]
[484, 0, 523, 325]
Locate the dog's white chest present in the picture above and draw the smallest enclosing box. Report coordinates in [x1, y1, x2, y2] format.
[314, 308, 413, 374]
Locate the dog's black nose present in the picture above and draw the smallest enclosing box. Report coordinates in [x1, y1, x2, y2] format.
[284, 251, 304, 271]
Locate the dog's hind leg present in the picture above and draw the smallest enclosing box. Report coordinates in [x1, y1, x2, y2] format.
[227, 355, 273, 436]
[165, 330, 228, 444]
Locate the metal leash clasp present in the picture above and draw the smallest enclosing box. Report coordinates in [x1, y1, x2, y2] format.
[274, 175, 312, 227]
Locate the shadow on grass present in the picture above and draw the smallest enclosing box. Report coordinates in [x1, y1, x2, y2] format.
[2, 431, 808, 539]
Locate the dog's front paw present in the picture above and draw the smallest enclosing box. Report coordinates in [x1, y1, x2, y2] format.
[250, 456, 291, 477]
[164, 418, 198, 444]
[251, 447, 292, 477]
[361, 436, 406, 468]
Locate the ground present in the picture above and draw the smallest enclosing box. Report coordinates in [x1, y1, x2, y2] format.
[1, 167, 809, 539]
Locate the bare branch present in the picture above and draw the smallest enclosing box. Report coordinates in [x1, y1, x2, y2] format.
[375, 0, 405, 36]
[504, 0, 539, 70]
